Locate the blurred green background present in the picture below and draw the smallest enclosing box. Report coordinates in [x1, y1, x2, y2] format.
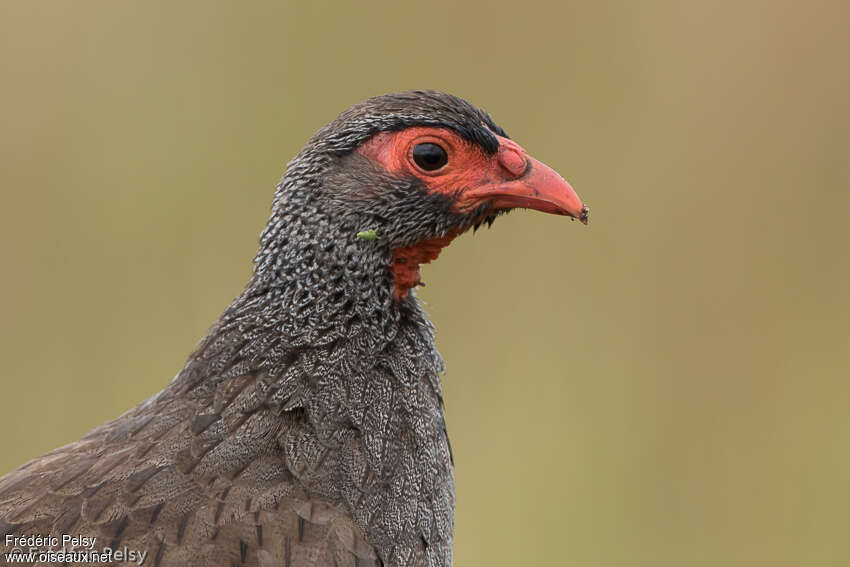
[1, 1, 848, 565]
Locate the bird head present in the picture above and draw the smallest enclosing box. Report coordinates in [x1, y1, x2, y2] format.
[256, 91, 588, 304]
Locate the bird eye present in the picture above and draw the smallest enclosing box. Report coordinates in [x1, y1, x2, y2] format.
[412, 143, 448, 171]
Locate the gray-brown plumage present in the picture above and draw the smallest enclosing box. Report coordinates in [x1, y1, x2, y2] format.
[0, 91, 587, 567]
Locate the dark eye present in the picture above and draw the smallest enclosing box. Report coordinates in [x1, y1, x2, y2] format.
[412, 143, 448, 171]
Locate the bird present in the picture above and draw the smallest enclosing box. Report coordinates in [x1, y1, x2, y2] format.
[0, 90, 588, 567]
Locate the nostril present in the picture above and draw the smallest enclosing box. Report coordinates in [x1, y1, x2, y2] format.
[498, 147, 527, 177]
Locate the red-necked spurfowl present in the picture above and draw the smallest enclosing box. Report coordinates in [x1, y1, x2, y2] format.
[0, 91, 588, 567]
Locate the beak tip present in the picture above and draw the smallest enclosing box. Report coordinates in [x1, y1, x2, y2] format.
[577, 204, 589, 225]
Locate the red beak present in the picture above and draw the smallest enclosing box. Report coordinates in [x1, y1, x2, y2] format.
[460, 137, 589, 224]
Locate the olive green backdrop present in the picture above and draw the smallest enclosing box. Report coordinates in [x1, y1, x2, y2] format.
[1, 1, 848, 565]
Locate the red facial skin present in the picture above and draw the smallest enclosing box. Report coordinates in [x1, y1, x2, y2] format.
[358, 127, 588, 300]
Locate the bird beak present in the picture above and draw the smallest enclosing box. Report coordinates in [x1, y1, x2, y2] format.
[461, 138, 589, 224]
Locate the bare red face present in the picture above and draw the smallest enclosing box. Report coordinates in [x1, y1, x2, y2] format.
[358, 126, 588, 300]
[358, 126, 588, 221]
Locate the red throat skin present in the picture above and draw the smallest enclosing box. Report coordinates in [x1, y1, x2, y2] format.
[391, 230, 460, 300]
